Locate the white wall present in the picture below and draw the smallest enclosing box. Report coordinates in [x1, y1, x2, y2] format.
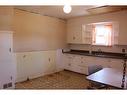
[67, 10, 127, 53]
[0, 7, 13, 31]
[13, 9, 67, 52]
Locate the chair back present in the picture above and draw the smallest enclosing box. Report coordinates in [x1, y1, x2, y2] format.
[88, 65, 103, 75]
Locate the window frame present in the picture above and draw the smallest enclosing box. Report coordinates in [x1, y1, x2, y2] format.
[92, 22, 113, 46]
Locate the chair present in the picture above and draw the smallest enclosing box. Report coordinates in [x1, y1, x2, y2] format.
[87, 65, 106, 89]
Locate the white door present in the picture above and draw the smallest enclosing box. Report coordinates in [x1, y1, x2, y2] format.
[0, 31, 16, 89]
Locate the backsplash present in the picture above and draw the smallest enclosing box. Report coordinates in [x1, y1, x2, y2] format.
[69, 44, 127, 53]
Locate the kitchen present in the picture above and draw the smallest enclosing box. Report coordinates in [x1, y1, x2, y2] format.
[0, 5, 127, 89]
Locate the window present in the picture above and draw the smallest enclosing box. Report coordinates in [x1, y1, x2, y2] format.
[92, 23, 113, 46]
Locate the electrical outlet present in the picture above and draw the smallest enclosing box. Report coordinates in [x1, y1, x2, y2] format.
[3, 84, 8, 89]
[122, 48, 126, 53]
[8, 82, 12, 87]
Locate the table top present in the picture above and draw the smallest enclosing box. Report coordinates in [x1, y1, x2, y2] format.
[86, 68, 127, 89]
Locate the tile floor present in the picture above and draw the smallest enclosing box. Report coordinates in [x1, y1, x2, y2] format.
[16, 70, 89, 89]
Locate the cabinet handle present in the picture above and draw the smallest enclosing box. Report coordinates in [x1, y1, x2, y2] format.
[108, 60, 111, 62]
[48, 58, 51, 62]
[9, 48, 11, 52]
[10, 76, 12, 80]
[80, 68, 83, 71]
[68, 63, 71, 66]
[73, 36, 76, 40]
[23, 55, 26, 58]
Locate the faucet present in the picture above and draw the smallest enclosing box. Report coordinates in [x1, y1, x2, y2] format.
[89, 45, 92, 54]
[98, 48, 103, 55]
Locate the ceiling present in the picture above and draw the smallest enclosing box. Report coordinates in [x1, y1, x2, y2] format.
[15, 6, 127, 20]
[15, 6, 97, 19]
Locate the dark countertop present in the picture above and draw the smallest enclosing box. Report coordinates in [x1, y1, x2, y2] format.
[62, 49, 127, 59]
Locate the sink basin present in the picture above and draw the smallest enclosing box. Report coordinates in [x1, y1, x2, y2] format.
[96, 54, 105, 57]
[93, 53, 106, 57]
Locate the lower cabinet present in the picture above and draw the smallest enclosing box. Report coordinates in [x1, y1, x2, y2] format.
[16, 50, 56, 82]
[64, 62, 88, 75]
[63, 54, 89, 75]
[63, 54, 124, 75]
[96, 57, 123, 71]
[74, 65, 88, 74]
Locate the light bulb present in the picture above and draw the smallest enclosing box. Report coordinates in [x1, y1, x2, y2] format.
[63, 4, 72, 14]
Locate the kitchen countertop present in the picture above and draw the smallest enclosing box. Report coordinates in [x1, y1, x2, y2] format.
[62, 49, 127, 59]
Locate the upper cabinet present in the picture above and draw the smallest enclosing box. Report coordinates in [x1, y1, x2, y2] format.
[67, 23, 92, 44]
[110, 21, 127, 45]
[82, 24, 92, 44]
[117, 23, 127, 45]
[67, 23, 83, 44]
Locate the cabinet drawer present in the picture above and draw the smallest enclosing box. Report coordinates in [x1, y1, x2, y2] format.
[64, 62, 73, 70]
[74, 65, 88, 75]
[64, 63, 88, 75]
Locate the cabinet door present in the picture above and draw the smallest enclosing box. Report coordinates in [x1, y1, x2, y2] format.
[56, 49, 64, 72]
[16, 53, 31, 82]
[95, 57, 109, 68]
[84, 56, 97, 66]
[28, 51, 56, 78]
[28, 52, 45, 79]
[82, 24, 92, 44]
[108, 59, 123, 71]
[95, 57, 123, 71]
[67, 28, 74, 43]
[44, 51, 56, 75]
[67, 24, 82, 44]
[75, 65, 88, 75]
[73, 55, 86, 66]
[63, 54, 75, 70]
[117, 21, 127, 45]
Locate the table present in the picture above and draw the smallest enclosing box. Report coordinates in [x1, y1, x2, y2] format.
[86, 68, 127, 89]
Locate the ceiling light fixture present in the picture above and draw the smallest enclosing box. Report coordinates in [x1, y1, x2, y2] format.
[63, 4, 72, 14]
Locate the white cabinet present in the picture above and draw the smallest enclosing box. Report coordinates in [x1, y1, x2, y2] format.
[67, 23, 92, 44]
[67, 24, 83, 44]
[41, 51, 56, 75]
[82, 24, 92, 44]
[63, 54, 75, 70]
[16, 50, 56, 82]
[63, 54, 124, 75]
[0, 31, 16, 89]
[96, 57, 123, 71]
[56, 49, 64, 72]
[16, 52, 31, 82]
[107, 59, 123, 71]
[114, 20, 127, 45]
[63, 54, 89, 75]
